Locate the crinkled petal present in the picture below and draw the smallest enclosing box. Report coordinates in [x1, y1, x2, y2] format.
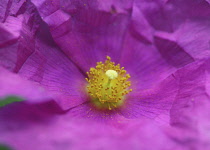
[0, 1, 88, 110]
[119, 73, 178, 124]
[0, 15, 22, 70]
[0, 0, 9, 22]
[18, 22, 87, 110]
[169, 59, 210, 149]
[31, 0, 133, 73]
[120, 2, 194, 90]
[154, 19, 210, 61]
[137, 0, 210, 32]
[173, 20, 210, 59]
[123, 0, 210, 84]
[0, 0, 26, 22]
[120, 0, 210, 90]
[0, 1, 44, 72]
[120, 37, 176, 89]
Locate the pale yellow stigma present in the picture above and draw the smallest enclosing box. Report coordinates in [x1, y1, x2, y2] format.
[105, 70, 118, 79]
[86, 56, 132, 110]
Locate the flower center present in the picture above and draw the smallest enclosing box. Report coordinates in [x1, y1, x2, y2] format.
[86, 56, 132, 110]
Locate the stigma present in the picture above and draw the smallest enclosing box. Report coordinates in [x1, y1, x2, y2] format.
[86, 56, 132, 110]
[105, 70, 118, 79]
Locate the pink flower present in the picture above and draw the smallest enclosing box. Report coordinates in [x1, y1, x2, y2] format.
[0, 0, 210, 149]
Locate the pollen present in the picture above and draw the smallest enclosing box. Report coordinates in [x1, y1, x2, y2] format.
[86, 56, 132, 110]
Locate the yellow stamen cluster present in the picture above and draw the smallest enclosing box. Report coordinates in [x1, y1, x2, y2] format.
[86, 56, 132, 110]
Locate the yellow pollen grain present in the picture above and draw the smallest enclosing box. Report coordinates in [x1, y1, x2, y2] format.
[86, 56, 132, 110]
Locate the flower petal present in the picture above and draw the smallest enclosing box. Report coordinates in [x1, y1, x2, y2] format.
[0, 16, 22, 71]
[0, 66, 51, 103]
[120, 2, 194, 90]
[120, 32, 178, 89]
[137, 0, 210, 32]
[169, 59, 210, 149]
[119, 73, 178, 124]
[31, 0, 133, 73]
[0, 102, 182, 150]
[120, 0, 210, 89]
[173, 20, 210, 59]
[0, 1, 44, 72]
[0, 1, 88, 110]
[18, 22, 87, 110]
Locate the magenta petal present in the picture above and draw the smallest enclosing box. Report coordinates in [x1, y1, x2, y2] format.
[119, 74, 178, 124]
[31, 0, 133, 72]
[173, 20, 210, 59]
[66, 102, 124, 122]
[30, 0, 60, 18]
[0, 0, 26, 22]
[170, 60, 207, 127]
[137, 0, 210, 32]
[0, 1, 44, 72]
[120, 34, 177, 89]
[120, 0, 210, 89]
[18, 23, 87, 110]
[132, 0, 210, 63]
[128, 4, 154, 44]
[0, 0, 8, 22]
[154, 19, 210, 61]
[0, 66, 51, 102]
[119, 3, 191, 90]
[169, 59, 210, 149]
[95, 0, 133, 14]
[0, 103, 182, 150]
[154, 35, 194, 68]
[1, 1, 88, 110]
[0, 16, 22, 71]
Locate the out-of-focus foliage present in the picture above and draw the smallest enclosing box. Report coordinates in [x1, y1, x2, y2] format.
[0, 96, 23, 107]
[0, 144, 13, 150]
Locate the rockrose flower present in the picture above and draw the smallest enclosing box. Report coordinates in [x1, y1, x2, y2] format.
[0, 0, 210, 150]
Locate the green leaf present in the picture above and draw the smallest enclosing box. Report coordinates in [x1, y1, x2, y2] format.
[0, 96, 24, 107]
[0, 144, 13, 150]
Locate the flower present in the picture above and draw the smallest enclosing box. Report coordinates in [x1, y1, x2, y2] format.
[0, 0, 210, 150]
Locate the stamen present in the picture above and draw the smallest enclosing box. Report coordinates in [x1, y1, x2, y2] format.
[86, 56, 132, 110]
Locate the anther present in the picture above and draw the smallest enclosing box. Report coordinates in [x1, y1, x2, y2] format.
[86, 56, 132, 110]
